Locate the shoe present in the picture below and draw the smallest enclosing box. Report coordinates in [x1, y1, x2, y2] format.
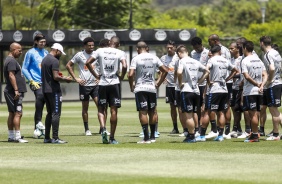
[206, 131, 218, 139]
[36, 121, 45, 130]
[196, 136, 206, 142]
[106, 130, 110, 136]
[102, 131, 108, 144]
[183, 138, 196, 143]
[44, 138, 52, 143]
[266, 130, 273, 137]
[266, 136, 280, 141]
[230, 131, 238, 138]
[150, 138, 156, 143]
[223, 133, 231, 139]
[14, 138, 28, 143]
[109, 139, 119, 144]
[85, 130, 92, 136]
[237, 132, 250, 139]
[214, 136, 224, 141]
[156, 131, 160, 135]
[170, 129, 179, 134]
[139, 131, 144, 135]
[8, 138, 14, 142]
[244, 134, 259, 142]
[137, 139, 151, 144]
[154, 131, 159, 138]
[52, 139, 67, 144]
[179, 132, 188, 137]
[195, 131, 200, 138]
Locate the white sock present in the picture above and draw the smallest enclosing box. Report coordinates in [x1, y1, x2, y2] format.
[15, 130, 21, 140]
[8, 130, 14, 139]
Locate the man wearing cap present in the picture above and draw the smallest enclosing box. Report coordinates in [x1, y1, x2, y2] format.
[22, 34, 48, 138]
[41, 43, 72, 144]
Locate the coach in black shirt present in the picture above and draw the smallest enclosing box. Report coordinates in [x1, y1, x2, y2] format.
[4, 43, 28, 143]
[41, 43, 72, 144]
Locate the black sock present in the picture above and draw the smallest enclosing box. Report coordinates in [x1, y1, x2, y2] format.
[218, 128, 224, 136]
[84, 122, 89, 131]
[183, 128, 188, 133]
[110, 136, 114, 140]
[246, 125, 251, 133]
[187, 133, 195, 140]
[173, 123, 178, 131]
[259, 126, 264, 132]
[195, 127, 199, 132]
[155, 122, 158, 132]
[150, 124, 156, 139]
[211, 120, 217, 133]
[273, 132, 279, 137]
[237, 123, 242, 132]
[225, 123, 230, 135]
[142, 124, 149, 141]
[200, 127, 207, 136]
[252, 133, 258, 139]
[232, 125, 237, 132]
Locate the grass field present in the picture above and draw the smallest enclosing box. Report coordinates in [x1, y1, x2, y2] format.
[0, 99, 282, 184]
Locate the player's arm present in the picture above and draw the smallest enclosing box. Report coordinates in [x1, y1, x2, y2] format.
[260, 70, 268, 92]
[22, 52, 32, 81]
[198, 68, 210, 84]
[85, 56, 100, 79]
[177, 66, 183, 89]
[242, 72, 260, 87]
[225, 68, 239, 82]
[66, 61, 86, 85]
[53, 70, 72, 83]
[8, 71, 20, 99]
[128, 69, 135, 92]
[119, 59, 127, 81]
[265, 63, 274, 87]
[156, 65, 168, 88]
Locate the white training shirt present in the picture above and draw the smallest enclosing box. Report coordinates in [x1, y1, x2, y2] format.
[178, 56, 206, 95]
[232, 56, 243, 90]
[173, 55, 181, 91]
[91, 47, 125, 86]
[160, 53, 177, 87]
[130, 52, 163, 93]
[71, 50, 98, 86]
[263, 48, 282, 88]
[241, 54, 266, 96]
[207, 55, 235, 93]
[191, 48, 209, 86]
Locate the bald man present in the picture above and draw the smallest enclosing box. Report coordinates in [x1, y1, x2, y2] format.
[4, 43, 28, 143]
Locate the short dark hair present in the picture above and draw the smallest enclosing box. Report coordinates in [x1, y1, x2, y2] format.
[210, 45, 221, 54]
[176, 45, 187, 54]
[137, 41, 147, 49]
[191, 37, 202, 46]
[99, 39, 109, 47]
[83, 37, 94, 45]
[167, 40, 175, 46]
[243, 41, 254, 52]
[260, 36, 272, 46]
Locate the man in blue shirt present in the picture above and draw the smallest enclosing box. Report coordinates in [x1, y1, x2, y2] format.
[22, 34, 48, 137]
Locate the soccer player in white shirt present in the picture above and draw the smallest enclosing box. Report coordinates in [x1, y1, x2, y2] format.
[241, 41, 267, 142]
[85, 38, 127, 144]
[259, 36, 282, 141]
[128, 41, 168, 143]
[176, 45, 209, 143]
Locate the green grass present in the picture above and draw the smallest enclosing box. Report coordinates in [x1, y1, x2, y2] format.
[0, 99, 282, 184]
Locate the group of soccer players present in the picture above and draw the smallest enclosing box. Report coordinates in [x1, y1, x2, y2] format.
[4, 33, 281, 144]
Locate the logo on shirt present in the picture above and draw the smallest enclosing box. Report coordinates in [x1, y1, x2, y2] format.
[104, 64, 114, 72]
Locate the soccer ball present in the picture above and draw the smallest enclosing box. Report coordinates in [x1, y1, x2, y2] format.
[33, 128, 45, 139]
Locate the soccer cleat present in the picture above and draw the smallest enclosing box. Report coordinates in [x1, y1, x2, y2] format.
[44, 138, 52, 143]
[182, 138, 196, 143]
[14, 138, 28, 143]
[150, 138, 156, 143]
[195, 131, 200, 138]
[105, 130, 110, 136]
[214, 136, 224, 142]
[170, 128, 179, 134]
[109, 139, 119, 144]
[139, 131, 144, 135]
[266, 130, 273, 137]
[154, 132, 159, 138]
[223, 133, 231, 139]
[137, 139, 151, 144]
[155, 131, 160, 135]
[237, 132, 250, 139]
[8, 138, 14, 142]
[196, 136, 206, 142]
[266, 136, 280, 141]
[52, 139, 67, 144]
[179, 132, 188, 137]
[102, 131, 109, 144]
[36, 121, 45, 130]
[230, 131, 238, 138]
[205, 131, 218, 139]
[85, 130, 92, 136]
